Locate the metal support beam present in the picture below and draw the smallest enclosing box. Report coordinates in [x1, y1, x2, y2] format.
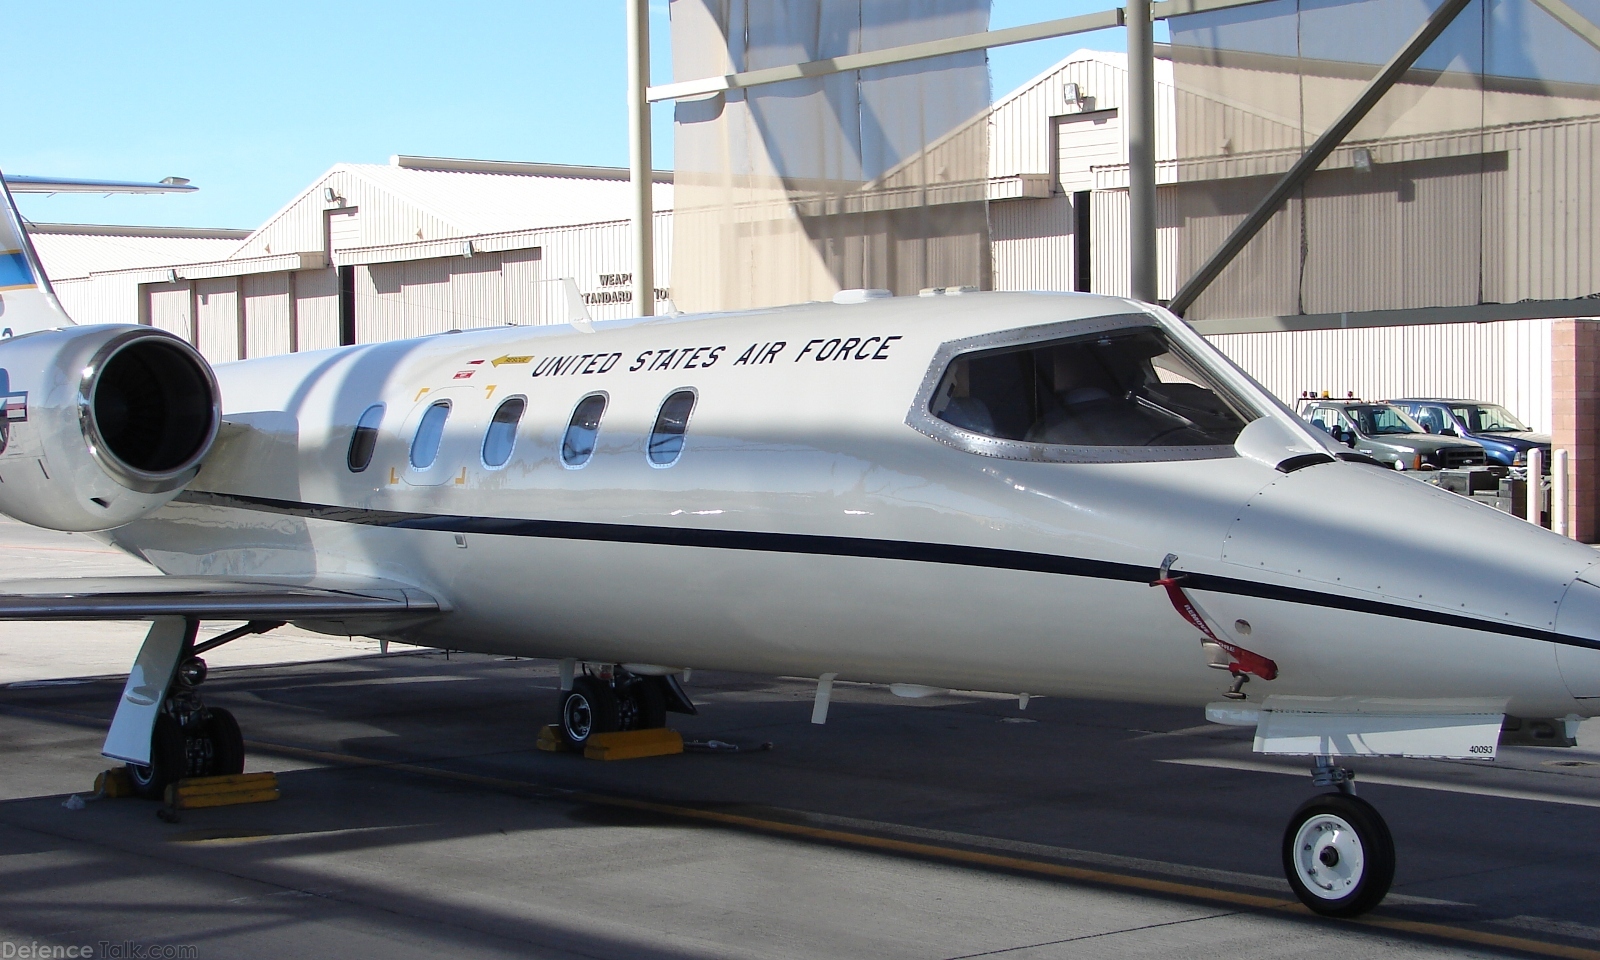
[627, 0, 655, 318]
[1168, 0, 1473, 316]
[1126, 0, 1159, 303]
[646, 10, 1124, 102]
[1530, 0, 1600, 53]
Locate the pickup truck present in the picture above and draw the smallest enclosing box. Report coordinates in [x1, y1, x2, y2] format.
[1301, 401, 1488, 470]
[1385, 398, 1550, 470]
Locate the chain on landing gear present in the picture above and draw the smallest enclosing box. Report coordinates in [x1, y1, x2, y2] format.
[1281, 755, 1395, 917]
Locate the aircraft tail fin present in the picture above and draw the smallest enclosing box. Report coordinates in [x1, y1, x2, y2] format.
[0, 170, 75, 337]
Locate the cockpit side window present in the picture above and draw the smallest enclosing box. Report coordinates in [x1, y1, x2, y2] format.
[347, 403, 384, 473]
[927, 326, 1253, 453]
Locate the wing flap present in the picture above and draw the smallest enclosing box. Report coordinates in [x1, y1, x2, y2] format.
[0, 575, 443, 620]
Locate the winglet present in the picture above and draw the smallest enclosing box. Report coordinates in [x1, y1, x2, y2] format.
[0, 170, 75, 338]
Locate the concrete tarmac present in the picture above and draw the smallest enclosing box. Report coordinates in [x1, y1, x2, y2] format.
[2, 531, 1600, 958]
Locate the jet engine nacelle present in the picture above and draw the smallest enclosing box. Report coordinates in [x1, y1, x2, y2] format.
[0, 325, 220, 532]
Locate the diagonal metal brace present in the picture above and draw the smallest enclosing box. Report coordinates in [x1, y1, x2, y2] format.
[1530, 0, 1600, 53]
[1168, 0, 1474, 316]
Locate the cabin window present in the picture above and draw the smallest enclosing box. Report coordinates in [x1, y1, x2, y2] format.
[561, 393, 607, 467]
[647, 390, 696, 466]
[409, 400, 450, 469]
[481, 397, 526, 468]
[347, 403, 384, 473]
[928, 325, 1252, 453]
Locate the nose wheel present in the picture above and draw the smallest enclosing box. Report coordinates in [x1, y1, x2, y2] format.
[1282, 780, 1395, 916]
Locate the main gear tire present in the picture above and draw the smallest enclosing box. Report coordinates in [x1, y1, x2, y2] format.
[560, 676, 620, 748]
[1282, 793, 1395, 917]
[206, 707, 245, 776]
[126, 713, 187, 800]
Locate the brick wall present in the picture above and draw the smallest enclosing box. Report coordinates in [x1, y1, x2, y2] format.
[1551, 319, 1600, 542]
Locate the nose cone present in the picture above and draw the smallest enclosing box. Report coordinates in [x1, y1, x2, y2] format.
[1555, 572, 1600, 698]
[1222, 463, 1592, 626]
[1215, 461, 1594, 711]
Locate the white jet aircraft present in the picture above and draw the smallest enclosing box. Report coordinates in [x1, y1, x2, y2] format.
[0, 175, 1595, 917]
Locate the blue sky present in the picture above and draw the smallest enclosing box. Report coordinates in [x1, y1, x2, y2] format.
[2, 1, 1146, 230]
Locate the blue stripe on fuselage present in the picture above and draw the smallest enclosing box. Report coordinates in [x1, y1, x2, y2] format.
[0, 250, 34, 290]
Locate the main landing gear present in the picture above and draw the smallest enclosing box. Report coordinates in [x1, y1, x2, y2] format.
[557, 664, 695, 748]
[1282, 757, 1395, 917]
[126, 653, 245, 799]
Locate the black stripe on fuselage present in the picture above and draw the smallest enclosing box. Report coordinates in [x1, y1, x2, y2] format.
[174, 489, 1600, 653]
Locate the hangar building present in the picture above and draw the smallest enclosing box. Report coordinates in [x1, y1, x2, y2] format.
[27, 47, 1597, 526]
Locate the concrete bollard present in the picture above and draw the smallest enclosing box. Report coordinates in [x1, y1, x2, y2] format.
[1527, 447, 1544, 527]
[1553, 448, 1570, 538]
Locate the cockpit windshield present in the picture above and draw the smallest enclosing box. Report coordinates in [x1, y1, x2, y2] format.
[929, 326, 1254, 449]
[1347, 405, 1424, 436]
[1451, 403, 1528, 433]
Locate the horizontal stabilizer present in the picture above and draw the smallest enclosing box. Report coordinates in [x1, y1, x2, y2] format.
[4, 174, 196, 195]
[0, 575, 443, 621]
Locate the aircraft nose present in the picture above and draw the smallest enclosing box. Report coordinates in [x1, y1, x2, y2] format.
[1554, 570, 1600, 699]
[1221, 463, 1593, 628]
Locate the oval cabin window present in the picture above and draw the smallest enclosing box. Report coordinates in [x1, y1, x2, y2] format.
[410, 401, 451, 469]
[561, 394, 607, 467]
[482, 397, 526, 468]
[648, 390, 696, 466]
[346, 403, 384, 473]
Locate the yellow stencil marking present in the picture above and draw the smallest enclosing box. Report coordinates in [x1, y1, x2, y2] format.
[388, 466, 399, 485]
[484, 384, 497, 400]
[454, 466, 467, 485]
[414, 387, 430, 402]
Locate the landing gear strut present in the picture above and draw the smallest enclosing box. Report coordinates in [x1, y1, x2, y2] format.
[556, 664, 692, 748]
[123, 620, 256, 799]
[1282, 757, 1395, 917]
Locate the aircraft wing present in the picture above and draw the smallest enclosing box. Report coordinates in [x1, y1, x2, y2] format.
[0, 575, 442, 620]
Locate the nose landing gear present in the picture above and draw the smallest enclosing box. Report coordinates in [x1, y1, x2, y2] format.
[1282, 757, 1395, 917]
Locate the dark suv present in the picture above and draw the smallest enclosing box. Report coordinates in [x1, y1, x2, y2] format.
[1385, 399, 1550, 469]
[1301, 401, 1487, 470]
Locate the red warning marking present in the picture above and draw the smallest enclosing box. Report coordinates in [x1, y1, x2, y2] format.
[1153, 574, 1279, 681]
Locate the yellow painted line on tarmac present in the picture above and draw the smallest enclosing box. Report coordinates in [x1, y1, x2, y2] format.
[239, 738, 1600, 960]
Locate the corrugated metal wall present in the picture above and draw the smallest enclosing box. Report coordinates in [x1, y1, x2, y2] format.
[1208, 319, 1554, 432]
[1089, 186, 1182, 300]
[243, 273, 292, 358]
[294, 269, 341, 352]
[990, 196, 1075, 291]
[194, 278, 239, 362]
[146, 283, 191, 341]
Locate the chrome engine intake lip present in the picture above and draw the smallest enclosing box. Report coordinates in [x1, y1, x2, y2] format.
[76, 327, 220, 495]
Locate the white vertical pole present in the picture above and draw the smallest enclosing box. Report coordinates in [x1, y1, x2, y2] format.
[811, 673, 838, 724]
[1125, 0, 1158, 303]
[1527, 447, 1545, 526]
[1554, 448, 1570, 537]
[627, 0, 655, 318]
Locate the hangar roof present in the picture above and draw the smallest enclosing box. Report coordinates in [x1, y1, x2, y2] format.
[229, 158, 674, 261]
[25, 222, 248, 281]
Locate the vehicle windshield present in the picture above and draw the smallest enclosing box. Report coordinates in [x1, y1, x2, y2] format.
[930, 326, 1254, 447]
[1348, 404, 1424, 436]
[1451, 403, 1528, 433]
